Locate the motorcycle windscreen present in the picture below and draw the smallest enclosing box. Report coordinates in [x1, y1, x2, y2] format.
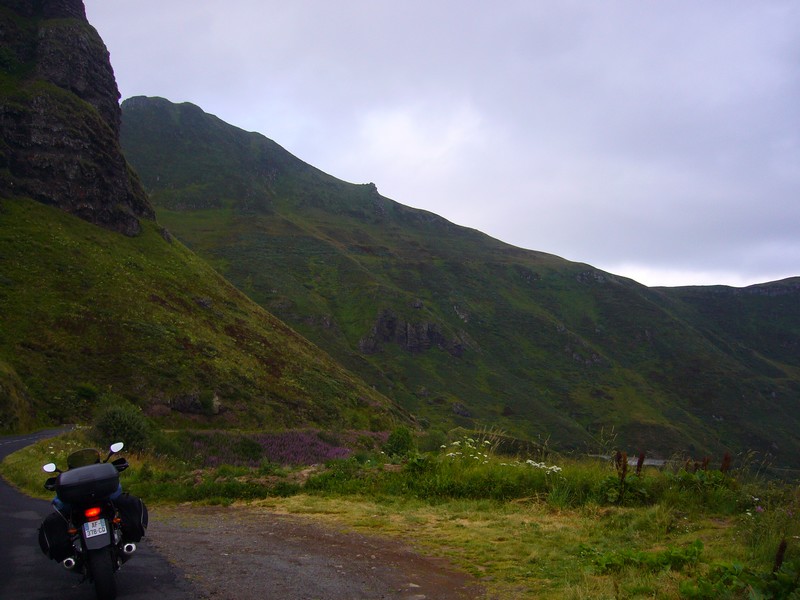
[67, 448, 101, 468]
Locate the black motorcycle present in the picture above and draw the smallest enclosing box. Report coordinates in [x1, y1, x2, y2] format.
[38, 442, 148, 600]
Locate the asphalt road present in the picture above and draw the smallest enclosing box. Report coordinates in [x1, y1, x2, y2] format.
[0, 429, 197, 600]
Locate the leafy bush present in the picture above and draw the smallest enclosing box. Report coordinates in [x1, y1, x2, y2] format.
[418, 428, 447, 453]
[597, 473, 652, 505]
[383, 426, 415, 458]
[92, 397, 153, 451]
[93, 397, 154, 452]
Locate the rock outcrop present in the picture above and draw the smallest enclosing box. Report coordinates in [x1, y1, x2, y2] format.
[0, 0, 154, 235]
[359, 308, 465, 357]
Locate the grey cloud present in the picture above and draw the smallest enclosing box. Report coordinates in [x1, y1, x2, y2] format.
[85, 0, 800, 286]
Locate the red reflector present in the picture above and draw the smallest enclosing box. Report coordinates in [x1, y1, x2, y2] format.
[84, 507, 102, 519]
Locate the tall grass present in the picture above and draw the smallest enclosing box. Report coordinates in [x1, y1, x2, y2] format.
[1, 429, 773, 515]
[3, 430, 799, 598]
[302, 435, 750, 514]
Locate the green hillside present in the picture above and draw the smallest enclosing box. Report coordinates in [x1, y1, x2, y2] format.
[120, 96, 800, 466]
[658, 281, 800, 378]
[0, 1, 403, 434]
[0, 197, 404, 431]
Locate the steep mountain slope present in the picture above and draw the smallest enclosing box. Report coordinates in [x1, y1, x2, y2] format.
[0, 198, 404, 431]
[120, 96, 800, 465]
[0, 0, 404, 433]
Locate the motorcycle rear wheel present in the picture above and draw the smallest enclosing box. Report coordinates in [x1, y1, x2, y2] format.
[87, 547, 117, 600]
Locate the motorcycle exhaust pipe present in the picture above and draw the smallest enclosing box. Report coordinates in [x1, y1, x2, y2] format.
[122, 543, 137, 555]
[62, 557, 76, 570]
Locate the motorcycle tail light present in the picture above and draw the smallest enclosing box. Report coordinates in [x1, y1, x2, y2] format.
[84, 507, 102, 519]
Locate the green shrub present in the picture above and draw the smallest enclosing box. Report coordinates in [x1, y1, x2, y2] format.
[418, 428, 448, 453]
[383, 426, 415, 458]
[92, 397, 153, 451]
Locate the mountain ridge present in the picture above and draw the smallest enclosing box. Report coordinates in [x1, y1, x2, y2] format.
[120, 95, 800, 466]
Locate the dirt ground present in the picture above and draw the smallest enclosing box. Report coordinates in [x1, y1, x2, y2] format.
[148, 504, 489, 600]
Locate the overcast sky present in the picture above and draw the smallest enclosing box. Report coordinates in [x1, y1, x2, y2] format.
[84, 1, 799, 287]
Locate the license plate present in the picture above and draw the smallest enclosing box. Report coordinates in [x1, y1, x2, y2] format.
[83, 518, 107, 539]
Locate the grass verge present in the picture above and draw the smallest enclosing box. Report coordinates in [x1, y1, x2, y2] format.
[2, 429, 798, 598]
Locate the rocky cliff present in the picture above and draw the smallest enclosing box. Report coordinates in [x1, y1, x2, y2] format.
[359, 308, 466, 357]
[0, 0, 153, 235]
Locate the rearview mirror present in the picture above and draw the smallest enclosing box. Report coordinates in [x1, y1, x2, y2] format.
[109, 442, 124, 454]
[42, 463, 57, 473]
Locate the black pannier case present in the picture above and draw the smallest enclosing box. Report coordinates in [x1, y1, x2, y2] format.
[38, 512, 73, 561]
[115, 494, 148, 541]
[56, 462, 119, 504]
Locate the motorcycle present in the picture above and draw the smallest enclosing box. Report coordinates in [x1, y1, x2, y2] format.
[38, 442, 147, 600]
